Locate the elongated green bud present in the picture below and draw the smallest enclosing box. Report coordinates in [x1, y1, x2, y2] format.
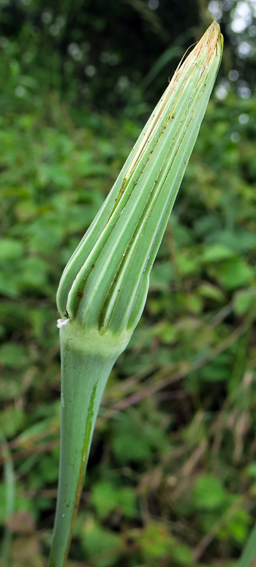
[57, 21, 223, 340]
[50, 21, 223, 567]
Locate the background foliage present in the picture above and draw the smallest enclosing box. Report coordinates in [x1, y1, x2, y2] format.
[1, 0, 256, 566]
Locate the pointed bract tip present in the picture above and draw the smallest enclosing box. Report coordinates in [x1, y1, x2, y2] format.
[193, 20, 223, 62]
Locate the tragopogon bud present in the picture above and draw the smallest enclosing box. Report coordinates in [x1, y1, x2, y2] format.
[50, 22, 223, 567]
[57, 21, 223, 343]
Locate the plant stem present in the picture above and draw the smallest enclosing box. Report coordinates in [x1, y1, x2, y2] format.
[49, 323, 129, 567]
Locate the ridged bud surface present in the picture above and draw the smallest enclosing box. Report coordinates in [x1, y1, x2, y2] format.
[57, 22, 223, 340]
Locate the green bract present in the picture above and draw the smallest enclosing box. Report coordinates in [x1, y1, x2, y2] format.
[57, 22, 223, 340]
[50, 21, 223, 567]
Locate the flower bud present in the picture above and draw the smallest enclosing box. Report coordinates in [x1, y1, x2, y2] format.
[57, 21, 223, 340]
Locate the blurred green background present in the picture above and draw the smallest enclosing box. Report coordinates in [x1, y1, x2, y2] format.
[0, 0, 256, 565]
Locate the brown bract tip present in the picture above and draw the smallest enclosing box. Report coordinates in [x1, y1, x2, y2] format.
[195, 20, 222, 62]
[171, 20, 223, 84]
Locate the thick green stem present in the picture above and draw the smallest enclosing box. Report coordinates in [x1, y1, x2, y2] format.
[49, 323, 129, 567]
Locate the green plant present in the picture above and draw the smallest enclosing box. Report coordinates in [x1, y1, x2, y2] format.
[2, 29, 256, 567]
[48, 21, 223, 567]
